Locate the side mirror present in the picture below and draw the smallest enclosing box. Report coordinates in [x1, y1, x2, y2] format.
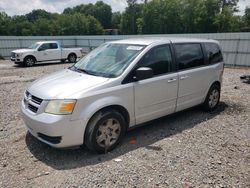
[135, 67, 153, 81]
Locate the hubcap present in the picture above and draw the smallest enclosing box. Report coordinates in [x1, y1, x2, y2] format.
[208, 89, 219, 108]
[69, 55, 76, 62]
[96, 118, 121, 148]
[26, 58, 34, 66]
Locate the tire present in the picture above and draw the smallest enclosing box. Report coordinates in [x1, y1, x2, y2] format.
[85, 109, 126, 153]
[68, 53, 77, 63]
[24, 56, 36, 67]
[203, 84, 221, 112]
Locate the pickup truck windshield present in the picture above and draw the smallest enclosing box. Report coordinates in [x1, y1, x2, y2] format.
[72, 43, 146, 78]
[28, 43, 40, 49]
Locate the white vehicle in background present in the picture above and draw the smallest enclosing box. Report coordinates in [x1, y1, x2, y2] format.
[11, 41, 84, 67]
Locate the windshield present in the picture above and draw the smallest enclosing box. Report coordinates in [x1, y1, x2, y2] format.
[28, 43, 40, 49]
[71, 43, 146, 78]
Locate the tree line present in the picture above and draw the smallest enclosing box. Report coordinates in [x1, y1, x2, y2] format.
[0, 0, 250, 36]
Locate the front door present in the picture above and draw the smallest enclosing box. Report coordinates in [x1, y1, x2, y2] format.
[37, 43, 50, 61]
[134, 44, 178, 124]
[37, 43, 61, 61]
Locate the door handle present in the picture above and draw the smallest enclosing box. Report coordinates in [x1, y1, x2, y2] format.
[180, 76, 189, 80]
[168, 78, 177, 83]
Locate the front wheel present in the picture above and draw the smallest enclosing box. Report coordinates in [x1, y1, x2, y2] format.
[203, 84, 221, 111]
[85, 109, 126, 153]
[24, 56, 36, 67]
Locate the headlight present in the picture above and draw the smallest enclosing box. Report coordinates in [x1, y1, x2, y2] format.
[45, 100, 76, 115]
[15, 53, 23, 57]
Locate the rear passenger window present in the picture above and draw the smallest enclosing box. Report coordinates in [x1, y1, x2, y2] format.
[205, 43, 223, 64]
[50, 43, 58, 49]
[175, 43, 205, 70]
[138, 45, 172, 76]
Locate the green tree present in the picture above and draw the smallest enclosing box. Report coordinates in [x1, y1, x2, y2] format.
[93, 1, 112, 29]
[244, 7, 250, 26]
[33, 18, 52, 35]
[62, 1, 112, 29]
[214, 0, 241, 32]
[0, 0, 247, 36]
[141, 0, 183, 34]
[56, 13, 103, 35]
[0, 12, 11, 35]
[201, 0, 221, 33]
[111, 12, 121, 29]
[86, 15, 104, 34]
[219, 0, 239, 12]
[26, 9, 53, 22]
[120, 0, 143, 34]
[214, 6, 240, 32]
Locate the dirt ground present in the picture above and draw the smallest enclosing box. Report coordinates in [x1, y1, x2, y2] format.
[0, 60, 249, 188]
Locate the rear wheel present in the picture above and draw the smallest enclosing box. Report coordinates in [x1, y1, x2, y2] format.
[203, 84, 220, 111]
[24, 56, 36, 67]
[85, 109, 126, 153]
[68, 53, 77, 63]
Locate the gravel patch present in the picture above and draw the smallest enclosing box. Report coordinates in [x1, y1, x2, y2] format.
[0, 60, 250, 188]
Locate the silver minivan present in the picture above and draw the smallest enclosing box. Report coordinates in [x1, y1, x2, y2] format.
[21, 38, 224, 153]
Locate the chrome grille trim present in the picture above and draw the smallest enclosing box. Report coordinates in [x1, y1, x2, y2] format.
[24, 91, 43, 113]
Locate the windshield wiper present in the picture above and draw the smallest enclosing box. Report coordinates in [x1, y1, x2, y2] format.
[69, 66, 114, 78]
[69, 66, 95, 76]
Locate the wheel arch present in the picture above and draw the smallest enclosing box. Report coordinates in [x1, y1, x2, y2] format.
[68, 52, 77, 58]
[85, 104, 130, 131]
[203, 80, 221, 103]
[210, 81, 221, 90]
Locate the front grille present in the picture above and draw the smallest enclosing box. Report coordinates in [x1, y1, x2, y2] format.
[24, 91, 43, 114]
[28, 104, 38, 113]
[11, 52, 15, 58]
[31, 95, 43, 105]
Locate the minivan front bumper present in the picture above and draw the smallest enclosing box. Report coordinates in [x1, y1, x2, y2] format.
[21, 100, 86, 148]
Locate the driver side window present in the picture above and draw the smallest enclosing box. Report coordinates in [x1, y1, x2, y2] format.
[39, 43, 50, 51]
[138, 44, 173, 76]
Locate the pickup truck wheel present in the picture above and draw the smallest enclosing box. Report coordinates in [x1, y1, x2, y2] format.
[68, 54, 77, 63]
[85, 109, 126, 153]
[24, 56, 36, 67]
[203, 84, 220, 112]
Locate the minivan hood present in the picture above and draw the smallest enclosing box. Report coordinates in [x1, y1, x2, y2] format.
[12, 49, 35, 53]
[28, 69, 109, 99]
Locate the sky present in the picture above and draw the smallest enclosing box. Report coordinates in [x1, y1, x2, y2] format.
[0, 0, 249, 16]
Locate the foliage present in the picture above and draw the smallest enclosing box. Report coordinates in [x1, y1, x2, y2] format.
[63, 1, 112, 29]
[111, 12, 121, 29]
[0, 0, 249, 36]
[242, 7, 250, 31]
[120, 1, 143, 34]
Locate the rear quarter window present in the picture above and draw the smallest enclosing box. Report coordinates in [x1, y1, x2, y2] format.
[204, 43, 223, 64]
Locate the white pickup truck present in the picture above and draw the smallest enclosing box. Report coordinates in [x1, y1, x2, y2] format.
[11, 41, 84, 67]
